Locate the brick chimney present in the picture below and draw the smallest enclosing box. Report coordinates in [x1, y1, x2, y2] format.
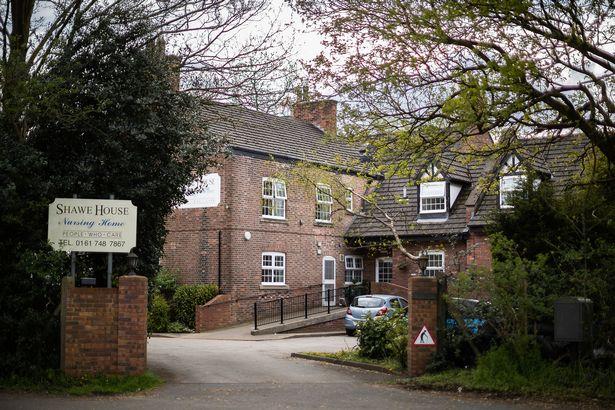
[456, 131, 493, 153]
[292, 97, 338, 136]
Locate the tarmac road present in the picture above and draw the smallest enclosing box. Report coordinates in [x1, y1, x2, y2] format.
[0, 334, 579, 409]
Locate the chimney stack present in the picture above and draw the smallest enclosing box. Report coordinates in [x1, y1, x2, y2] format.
[292, 90, 337, 135]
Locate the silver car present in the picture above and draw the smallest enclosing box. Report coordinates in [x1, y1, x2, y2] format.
[344, 294, 408, 336]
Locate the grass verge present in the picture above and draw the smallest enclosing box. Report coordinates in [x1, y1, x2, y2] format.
[0, 370, 163, 396]
[302, 349, 403, 373]
[400, 362, 615, 403]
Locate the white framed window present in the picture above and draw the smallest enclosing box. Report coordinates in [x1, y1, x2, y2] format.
[261, 252, 285, 285]
[419, 181, 446, 213]
[344, 255, 363, 283]
[499, 175, 524, 209]
[262, 178, 286, 219]
[425, 251, 445, 277]
[315, 184, 333, 222]
[376, 257, 393, 283]
[345, 190, 353, 212]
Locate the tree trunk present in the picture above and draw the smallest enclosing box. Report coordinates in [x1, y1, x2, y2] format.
[2, 0, 36, 141]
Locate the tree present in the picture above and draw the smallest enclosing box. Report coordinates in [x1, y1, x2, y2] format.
[293, 0, 615, 166]
[449, 174, 615, 346]
[0, 11, 220, 374]
[1, 0, 294, 141]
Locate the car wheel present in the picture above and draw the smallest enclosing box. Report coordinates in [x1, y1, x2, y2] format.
[345, 329, 355, 336]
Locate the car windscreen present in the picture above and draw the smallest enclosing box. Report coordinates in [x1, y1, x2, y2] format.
[353, 297, 385, 308]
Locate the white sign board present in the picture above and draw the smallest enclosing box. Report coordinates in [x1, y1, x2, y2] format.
[413, 325, 436, 346]
[48, 198, 137, 253]
[179, 173, 221, 209]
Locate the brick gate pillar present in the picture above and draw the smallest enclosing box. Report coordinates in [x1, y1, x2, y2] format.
[60, 274, 148, 376]
[407, 276, 438, 377]
[117, 275, 148, 375]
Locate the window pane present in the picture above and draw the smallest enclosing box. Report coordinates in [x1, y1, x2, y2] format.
[324, 259, 335, 280]
[273, 198, 285, 217]
[345, 190, 353, 210]
[274, 255, 284, 267]
[317, 185, 332, 203]
[421, 196, 445, 211]
[420, 181, 445, 197]
[355, 257, 363, 269]
[262, 254, 272, 267]
[262, 179, 273, 196]
[377, 259, 393, 283]
[428, 253, 443, 268]
[275, 181, 286, 198]
[262, 268, 272, 282]
[273, 269, 284, 283]
[345, 257, 354, 269]
[316, 203, 332, 221]
[262, 198, 272, 216]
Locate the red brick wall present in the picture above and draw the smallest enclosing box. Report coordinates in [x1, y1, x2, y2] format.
[407, 276, 438, 377]
[162, 157, 229, 287]
[466, 229, 492, 269]
[362, 240, 467, 293]
[117, 276, 148, 375]
[371, 282, 408, 298]
[61, 276, 147, 376]
[282, 318, 345, 333]
[162, 154, 365, 303]
[195, 294, 233, 332]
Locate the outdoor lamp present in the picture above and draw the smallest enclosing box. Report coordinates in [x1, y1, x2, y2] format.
[127, 251, 138, 276]
[417, 252, 429, 276]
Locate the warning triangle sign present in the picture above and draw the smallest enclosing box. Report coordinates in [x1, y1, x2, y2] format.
[413, 325, 436, 346]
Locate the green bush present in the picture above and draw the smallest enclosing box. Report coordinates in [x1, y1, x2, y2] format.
[386, 312, 408, 369]
[167, 321, 191, 333]
[152, 269, 178, 300]
[474, 336, 545, 387]
[357, 310, 408, 368]
[148, 294, 170, 333]
[171, 284, 218, 329]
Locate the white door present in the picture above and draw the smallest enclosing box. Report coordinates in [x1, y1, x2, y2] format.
[322, 256, 336, 306]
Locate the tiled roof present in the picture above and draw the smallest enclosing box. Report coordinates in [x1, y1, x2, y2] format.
[202, 103, 362, 167]
[469, 134, 588, 226]
[348, 134, 588, 238]
[346, 176, 471, 238]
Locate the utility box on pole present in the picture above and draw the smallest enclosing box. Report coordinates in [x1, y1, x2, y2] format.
[554, 297, 593, 343]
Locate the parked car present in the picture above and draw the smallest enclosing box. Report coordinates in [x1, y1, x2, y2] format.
[445, 298, 488, 334]
[344, 294, 408, 336]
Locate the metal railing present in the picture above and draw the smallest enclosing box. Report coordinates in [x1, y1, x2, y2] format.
[253, 282, 370, 329]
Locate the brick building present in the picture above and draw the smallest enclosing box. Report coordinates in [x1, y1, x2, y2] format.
[162, 97, 587, 316]
[162, 100, 367, 301]
[346, 134, 586, 294]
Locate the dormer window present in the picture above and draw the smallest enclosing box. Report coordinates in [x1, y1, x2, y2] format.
[499, 155, 526, 209]
[419, 181, 446, 213]
[499, 175, 524, 208]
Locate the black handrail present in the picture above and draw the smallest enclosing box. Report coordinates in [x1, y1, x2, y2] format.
[253, 283, 370, 329]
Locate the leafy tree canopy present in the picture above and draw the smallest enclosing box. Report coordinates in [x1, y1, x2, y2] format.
[0, 9, 220, 374]
[293, 0, 615, 166]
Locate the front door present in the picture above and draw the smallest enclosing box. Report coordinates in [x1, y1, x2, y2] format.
[322, 256, 336, 306]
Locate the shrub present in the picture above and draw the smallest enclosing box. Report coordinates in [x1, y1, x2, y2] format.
[167, 321, 191, 333]
[474, 336, 545, 387]
[356, 310, 408, 368]
[147, 294, 170, 333]
[171, 284, 218, 329]
[152, 269, 178, 300]
[386, 312, 408, 369]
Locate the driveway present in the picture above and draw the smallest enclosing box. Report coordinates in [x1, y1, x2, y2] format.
[1, 334, 576, 409]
